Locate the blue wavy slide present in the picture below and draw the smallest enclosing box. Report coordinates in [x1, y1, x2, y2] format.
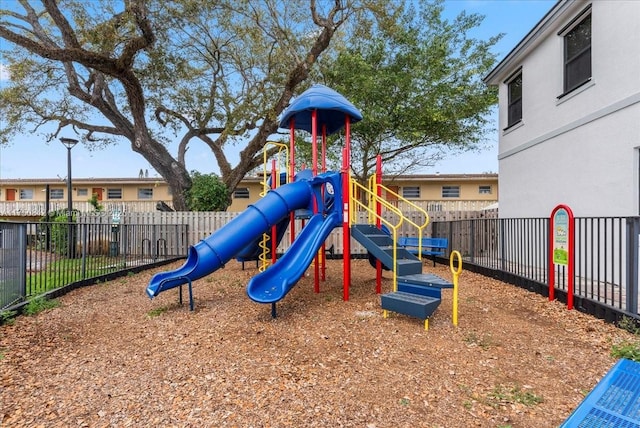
[245, 211, 340, 303]
[146, 172, 341, 299]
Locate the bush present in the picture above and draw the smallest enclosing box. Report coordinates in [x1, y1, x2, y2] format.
[186, 171, 230, 211]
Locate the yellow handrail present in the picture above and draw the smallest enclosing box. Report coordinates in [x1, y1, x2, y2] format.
[259, 142, 289, 272]
[351, 178, 405, 291]
[450, 250, 462, 327]
[377, 184, 430, 259]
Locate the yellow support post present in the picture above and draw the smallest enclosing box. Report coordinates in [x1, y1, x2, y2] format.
[450, 250, 462, 327]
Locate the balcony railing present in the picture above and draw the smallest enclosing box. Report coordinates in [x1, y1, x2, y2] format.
[0, 201, 171, 216]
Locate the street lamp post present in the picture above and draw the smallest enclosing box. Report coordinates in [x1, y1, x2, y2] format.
[60, 137, 78, 258]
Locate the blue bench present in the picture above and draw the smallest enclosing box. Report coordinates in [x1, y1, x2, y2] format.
[398, 237, 448, 266]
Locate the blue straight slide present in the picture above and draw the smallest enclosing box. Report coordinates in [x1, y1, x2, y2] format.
[146, 179, 318, 298]
[246, 212, 341, 304]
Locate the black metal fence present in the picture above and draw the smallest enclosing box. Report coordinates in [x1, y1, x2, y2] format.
[1, 221, 189, 310]
[0, 222, 27, 309]
[433, 217, 639, 322]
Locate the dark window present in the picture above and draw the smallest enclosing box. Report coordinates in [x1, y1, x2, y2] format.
[107, 188, 122, 199]
[77, 188, 88, 197]
[479, 185, 492, 195]
[507, 72, 522, 128]
[138, 188, 153, 200]
[50, 189, 64, 200]
[442, 186, 460, 198]
[402, 186, 420, 199]
[234, 188, 250, 199]
[563, 13, 591, 94]
[19, 189, 34, 200]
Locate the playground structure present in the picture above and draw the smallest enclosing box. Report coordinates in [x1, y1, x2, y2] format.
[146, 84, 459, 327]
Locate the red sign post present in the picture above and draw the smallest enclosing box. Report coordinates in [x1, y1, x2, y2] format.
[549, 204, 575, 310]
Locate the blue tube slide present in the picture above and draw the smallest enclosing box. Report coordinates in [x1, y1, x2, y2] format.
[146, 180, 316, 298]
[246, 212, 341, 304]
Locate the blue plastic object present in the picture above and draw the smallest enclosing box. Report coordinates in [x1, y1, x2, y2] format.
[246, 212, 341, 303]
[146, 172, 342, 299]
[561, 359, 640, 427]
[279, 84, 363, 135]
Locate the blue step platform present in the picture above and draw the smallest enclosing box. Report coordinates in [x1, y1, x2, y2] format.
[561, 358, 640, 427]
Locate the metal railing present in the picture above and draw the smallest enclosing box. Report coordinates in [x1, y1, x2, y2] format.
[432, 216, 638, 321]
[1, 221, 189, 309]
[0, 201, 172, 216]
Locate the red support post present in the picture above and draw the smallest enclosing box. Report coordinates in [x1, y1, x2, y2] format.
[549, 204, 575, 310]
[342, 116, 352, 301]
[375, 155, 382, 294]
[311, 110, 319, 293]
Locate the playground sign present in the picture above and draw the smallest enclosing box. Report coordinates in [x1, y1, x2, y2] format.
[552, 209, 569, 265]
[549, 204, 574, 310]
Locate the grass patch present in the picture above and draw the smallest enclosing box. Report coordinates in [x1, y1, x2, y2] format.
[1, 309, 17, 326]
[611, 316, 640, 362]
[618, 316, 640, 335]
[463, 331, 494, 350]
[26, 256, 128, 294]
[147, 306, 169, 318]
[487, 384, 543, 408]
[24, 297, 60, 316]
[611, 341, 640, 362]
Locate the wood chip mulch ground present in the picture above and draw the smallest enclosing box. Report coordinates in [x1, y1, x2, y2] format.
[1, 258, 636, 427]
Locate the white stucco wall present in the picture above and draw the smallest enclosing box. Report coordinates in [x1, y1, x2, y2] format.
[492, 0, 640, 217]
[499, 103, 640, 217]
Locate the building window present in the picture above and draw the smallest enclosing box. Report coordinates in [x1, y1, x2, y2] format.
[402, 186, 420, 199]
[50, 189, 64, 200]
[562, 10, 591, 94]
[138, 188, 153, 200]
[506, 71, 522, 128]
[77, 188, 88, 197]
[479, 185, 492, 195]
[233, 188, 250, 199]
[442, 186, 460, 198]
[19, 189, 34, 200]
[107, 188, 122, 199]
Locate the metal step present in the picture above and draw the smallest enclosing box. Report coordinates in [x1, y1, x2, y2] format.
[381, 291, 441, 320]
[397, 273, 454, 299]
[351, 224, 422, 275]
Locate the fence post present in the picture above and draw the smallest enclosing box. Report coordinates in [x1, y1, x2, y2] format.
[500, 220, 506, 272]
[626, 218, 639, 314]
[81, 223, 87, 279]
[470, 220, 475, 263]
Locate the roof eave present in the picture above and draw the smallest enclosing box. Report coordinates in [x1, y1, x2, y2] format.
[483, 0, 581, 86]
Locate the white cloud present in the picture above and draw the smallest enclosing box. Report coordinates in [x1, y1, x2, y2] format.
[0, 64, 10, 80]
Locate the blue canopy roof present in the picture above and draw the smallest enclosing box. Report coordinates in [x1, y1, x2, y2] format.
[279, 84, 363, 135]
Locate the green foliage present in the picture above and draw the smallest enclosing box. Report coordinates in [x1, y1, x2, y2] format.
[611, 316, 640, 362]
[186, 171, 230, 211]
[0, 309, 17, 326]
[38, 209, 77, 256]
[611, 342, 640, 362]
[322, 0, 502, 181]
[88, 193, 104, 212]
[487, 385, 543, 408]
[24, 297, 60, 316]
[618, 316, 640, 335]
[0, 0, 363, 209]
[147, 306, 169, 318]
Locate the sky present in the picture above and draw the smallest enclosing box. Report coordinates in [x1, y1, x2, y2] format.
[0, 0, 557, 180]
